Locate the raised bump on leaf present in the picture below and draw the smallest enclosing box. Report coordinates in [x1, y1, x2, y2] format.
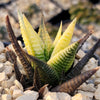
[51, 18, 77, 57]
[47, 40, 79, 77]
[18, 11, 45, 61]
[53, 21, 62, 46]
[38, 14, 53, 61]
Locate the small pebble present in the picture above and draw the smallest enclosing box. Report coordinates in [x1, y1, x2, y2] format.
[0, 41, 5, 54]
[72, 93, 91, 100]
[0, 63, 4, 72]
[0, 53, 6, 62]
[43, 92, 71, 100]
[14, 80, 23, 91]
[0, 72, 7, 82]
[13, 89, 24, 99]
[94, 78, 100, 85]
[95, 84, 100, 100]
[78, 83, 96, 92]
[2, 94, 12, 100]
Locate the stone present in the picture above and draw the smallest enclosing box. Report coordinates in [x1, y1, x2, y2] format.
[24, 90, 38, 96]
[1, 75, 15, 88]
[43, 92, 71, 100]
[77, 50, 85, 58]
[16, 94, 37, 100]
[1, 94, 12, 100]
[0, 63, 4, 72]
[4, 61, 13, 66]
[16, 90, 39, 100]
[78, 83, 96, 92]
[4, 88, 11, 94]
[10, 86, 19, 95]
[78, 90, 94, 99]
[82, 58, 98, 78]
[0, 72, 7, 82]
[72, 93, 91, 100]
[14, 80, 23, 91]
[0, 53, 6, 62]
[4, 65, 13, 76]
[94, 78, 100, 85]
[95, 68, 100, 78]
[94, 84, 100, 100]
[57, 92, 71, 100]
[0, 41, 5, 53]
[13, 89, 24, 99]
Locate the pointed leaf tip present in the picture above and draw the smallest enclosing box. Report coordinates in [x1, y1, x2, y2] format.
[51, 17, 77, 57]
[53, 21, 62, 46]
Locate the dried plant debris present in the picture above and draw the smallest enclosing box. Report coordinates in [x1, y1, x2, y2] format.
[5, 12, 100, 95]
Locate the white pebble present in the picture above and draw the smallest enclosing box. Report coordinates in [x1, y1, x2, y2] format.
[4, 61, 13, 66]
[0, 63, 4, 72]
[72, 93, 91, 100]
[13, 89, 24, 99]
[77, 50, 85, 58]
[78, 83, 96, 92]
[14, 80, 23, 91]
[10, 85, 19, 95]
[4, 65, 13, 76]
[2, 94, 12, 100]
[16, 94, 37, 100]
[0, 53, 6, 62]
[78, 90, 94, 99]
[43, 92, 71, 100]
[95, 68, 100, 78]
[4, 88, 11, 94]
[0, 72, 7, 82]
[95, 84, 100, 100]
[94, 78, 100, 85]
[0, 41, 5, 53]
[1, 75, 15, 88]
[24, 90, 39, 97]
[16, 90, 39, 100]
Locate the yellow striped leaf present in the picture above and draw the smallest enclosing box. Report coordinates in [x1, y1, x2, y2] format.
[51, 18, 77, 58]
[48, 41, 79, 77]
[38, 14, 53, 61]
[18, 12, 45, 61]
[53, 21, 62, 46]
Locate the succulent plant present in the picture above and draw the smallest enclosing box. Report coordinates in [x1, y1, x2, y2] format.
[5, 12, 100, 96]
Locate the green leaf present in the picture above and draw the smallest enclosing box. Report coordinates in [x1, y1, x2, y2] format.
[38, 14, 53, 61]
[18, 11, 45, 61]
[51, 18, 77, 58]
[25, 53, 59, 86]
[48, 41, 79, 77]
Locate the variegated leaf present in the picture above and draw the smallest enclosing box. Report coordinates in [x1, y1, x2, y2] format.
[38, 14, 53, 61]
[51, 18, 77, 57]
[18, 11, 45, 61]
[53, 21, 62, 46]
[48, 40, 79, 77]
[25, 52, 59, 86]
